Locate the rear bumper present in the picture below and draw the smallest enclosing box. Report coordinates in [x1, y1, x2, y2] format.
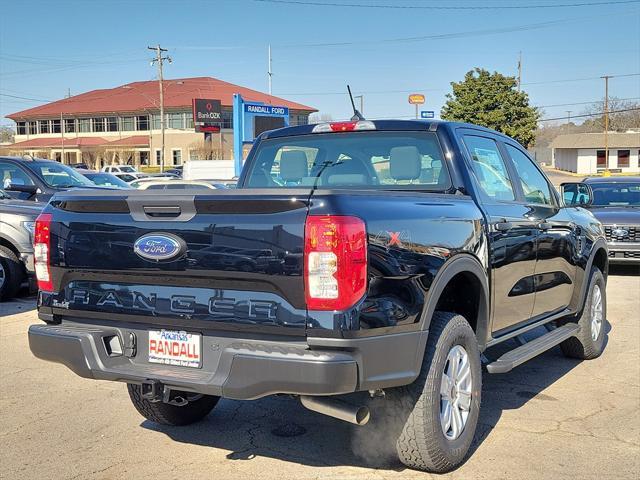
[29, 321, 427, 400]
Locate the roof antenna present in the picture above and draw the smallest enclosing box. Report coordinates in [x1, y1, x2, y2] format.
[347, 85, 365, 121]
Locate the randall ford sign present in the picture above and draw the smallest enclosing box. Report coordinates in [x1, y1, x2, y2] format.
[192, 98, 222, 124]
[244, 103, 289, 116]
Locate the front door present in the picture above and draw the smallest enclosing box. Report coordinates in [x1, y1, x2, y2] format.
[461, 134, 537, 334]
[503, 143, 577, 318]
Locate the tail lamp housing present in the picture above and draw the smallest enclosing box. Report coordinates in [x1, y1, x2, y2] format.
[304, 215, 367, 311]
[33, 213, 53, 292]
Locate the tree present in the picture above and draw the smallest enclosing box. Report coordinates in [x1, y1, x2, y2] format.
[441, 68, 540, 147]
[0, 126, 15, 143]
[580, 98, 640, 132]
[188, 140, 224, 160]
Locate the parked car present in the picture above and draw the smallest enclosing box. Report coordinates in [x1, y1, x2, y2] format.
[164, 166, 183, 177]
[0, 156, 100, 202]
[137, 180, 216, 190]
[0, 189, 41, 299]
[563, 176, 640, 264]
[28, 120, 608, 473]
[129, 176, 180, 189]
[101, 165, 145, 179]
[68, 163, 90, 170]
[77, 170, 131, 189]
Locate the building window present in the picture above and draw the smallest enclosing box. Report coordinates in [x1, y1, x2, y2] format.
[39, 120, 50, 134]
[51, 119, 61, 133]
[172, 149, 182, 165]
[92, 118, 105, 132]
[155, 149, 162, 165]
[136, 115, 149, 131]
[617, 150, 630, 168]
[29, 122, 37, 134]
[185, 113, 194, 129]
[121, 117, 135, 131]
[152, 114, 161, 130]
[16, 122, 26, 135]
[139, 151, 149, 166]
[79, 118, 91, 133]
[189, 149, 200, 161]
[168, 112, 183, 129]
[222, 110, 233, 129]
[64, 119, 76, 133]
[106, 117, 118, 132]
[597, 150, 606, 168]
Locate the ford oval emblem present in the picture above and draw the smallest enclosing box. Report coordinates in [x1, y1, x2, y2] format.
[134, 233, 183, 261]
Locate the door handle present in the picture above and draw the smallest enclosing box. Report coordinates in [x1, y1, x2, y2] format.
[538, 221, 552, 230]
[494, 221, 513, 232]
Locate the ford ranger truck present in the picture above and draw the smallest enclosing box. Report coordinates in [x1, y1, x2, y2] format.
[29, 120, 608, 472]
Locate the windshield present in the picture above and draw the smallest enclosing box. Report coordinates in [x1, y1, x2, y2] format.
[84, 173, 130, 189]
[591, 182, 640, 207]
[119, 166, 136, 173]
[244, 131, 451, 191]
[27, 162, 94, 188]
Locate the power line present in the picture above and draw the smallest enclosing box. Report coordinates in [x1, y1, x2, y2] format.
[252, 0, 640, 9]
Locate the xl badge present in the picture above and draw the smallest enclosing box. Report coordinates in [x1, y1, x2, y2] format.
[134, 233, 184, 261]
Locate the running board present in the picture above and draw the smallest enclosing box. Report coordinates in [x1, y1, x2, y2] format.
[486, 323, 579, 374]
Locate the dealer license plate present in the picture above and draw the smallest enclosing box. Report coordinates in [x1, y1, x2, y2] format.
[148, 330, 202, 368]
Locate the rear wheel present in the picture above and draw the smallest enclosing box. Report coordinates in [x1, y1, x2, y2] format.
[393, 311, 482, 472]
[127, 384, 220, 426]
[0, 246, 24, 301]
[560, 266, 606, 360]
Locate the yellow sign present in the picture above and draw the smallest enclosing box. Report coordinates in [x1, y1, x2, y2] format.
[408, 94, 425, 105]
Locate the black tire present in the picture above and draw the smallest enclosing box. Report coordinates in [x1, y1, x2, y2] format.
[127, 384, 220, 426]
[0, 246, 24, 301]
[560, 266, 606, 360]
[393, 311, 482, 473]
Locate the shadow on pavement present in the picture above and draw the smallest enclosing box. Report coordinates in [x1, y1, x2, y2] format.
[141, 324, 608, 471]
[0, 290, 37, 317]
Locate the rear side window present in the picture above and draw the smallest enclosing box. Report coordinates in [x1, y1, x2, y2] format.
[0, 162, 35, 188]
[463, 135, 515, 201]
[244, 131, 451, 191]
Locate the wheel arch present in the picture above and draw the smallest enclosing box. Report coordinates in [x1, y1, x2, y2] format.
[418, 253, 490, 346]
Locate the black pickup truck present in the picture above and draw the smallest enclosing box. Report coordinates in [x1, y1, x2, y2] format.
[28, 120, 608, 472]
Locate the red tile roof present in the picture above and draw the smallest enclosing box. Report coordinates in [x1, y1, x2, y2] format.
[10, 137, 107, 148]
[107, 135, 149, 147]
[7, 77, 316, 120]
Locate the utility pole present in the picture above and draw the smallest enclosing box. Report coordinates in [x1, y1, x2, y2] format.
[566, 110, 572, 124]
[268, 45, 272, 95]
[60, 112, 64, 164]
[148, 44, 171, 172]
[517, 51, 522, 91]
[601, 75, 612, 172]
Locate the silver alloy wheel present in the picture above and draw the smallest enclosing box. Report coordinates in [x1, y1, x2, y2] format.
[590, 284, 603, 341]
[440, 344, 473, 440]
[0, 262, 5, 290]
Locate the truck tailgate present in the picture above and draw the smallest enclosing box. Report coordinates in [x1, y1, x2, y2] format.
[44, 189, 309, 334]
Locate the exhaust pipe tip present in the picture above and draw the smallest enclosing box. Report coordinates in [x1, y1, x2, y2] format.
[300, 395, 370, 426]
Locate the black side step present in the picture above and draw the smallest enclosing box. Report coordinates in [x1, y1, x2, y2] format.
[486, 323, 579, 374]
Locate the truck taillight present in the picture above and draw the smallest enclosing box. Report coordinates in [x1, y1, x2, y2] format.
[34, 213, 53, 292]
[304, 215, 367, 311]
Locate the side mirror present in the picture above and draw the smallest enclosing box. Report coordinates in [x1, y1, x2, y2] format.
[560, 182, 593, 207]
[4, 182, 38, 195]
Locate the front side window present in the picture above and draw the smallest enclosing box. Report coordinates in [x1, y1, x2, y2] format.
[244, 131, 451, 190]
[0, 162, 35, 189]
[505, 144, 553, 206]
[463, 135, 514, 201]
[27, 162, 93, 188]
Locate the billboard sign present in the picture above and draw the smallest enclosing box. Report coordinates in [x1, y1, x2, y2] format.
[408, 94, 425, 105]
[192, 99, 222, 124]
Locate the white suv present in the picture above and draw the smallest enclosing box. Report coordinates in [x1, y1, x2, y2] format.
[101, 165, 145, 181]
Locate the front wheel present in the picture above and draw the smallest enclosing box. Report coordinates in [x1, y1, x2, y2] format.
[393, 311, 482, 473]
[127, 384, 220, 426]
[560, 266, 607, 360]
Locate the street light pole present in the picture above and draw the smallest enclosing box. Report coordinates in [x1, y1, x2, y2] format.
[601, 75, 611, 173]
[148, 44, 171, 172]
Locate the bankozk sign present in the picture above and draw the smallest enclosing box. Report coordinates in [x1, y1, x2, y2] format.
[192, 99, 222, 123]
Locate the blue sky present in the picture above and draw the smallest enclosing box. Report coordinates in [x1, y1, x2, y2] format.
[1, 0, 639, 126]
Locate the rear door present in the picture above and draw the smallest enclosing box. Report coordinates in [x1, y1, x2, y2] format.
[502, 142, 577, 318]
[460, 133, 538, 334]
[48, 189, 310, 334]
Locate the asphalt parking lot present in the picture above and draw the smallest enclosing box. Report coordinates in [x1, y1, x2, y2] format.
[1, 266, 638, 480]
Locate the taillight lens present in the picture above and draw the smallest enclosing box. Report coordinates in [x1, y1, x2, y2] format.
[34, 213, 53, 292]
[304, 215, 367, 311]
